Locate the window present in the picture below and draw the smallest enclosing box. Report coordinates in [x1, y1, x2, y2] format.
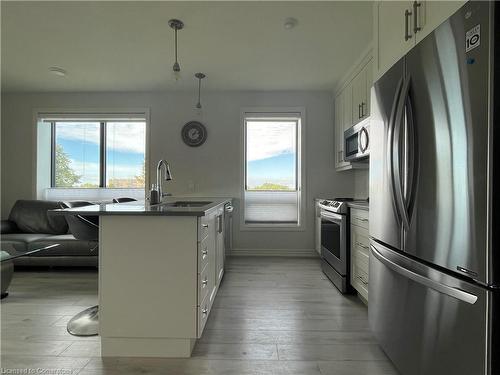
[243, 112, 302, 226]
[50, 120, 146, 188]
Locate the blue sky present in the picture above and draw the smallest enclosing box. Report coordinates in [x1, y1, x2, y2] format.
[55, 122, 145, 185]
[56, 120, 296, 189]
[247, 153, 296, 188]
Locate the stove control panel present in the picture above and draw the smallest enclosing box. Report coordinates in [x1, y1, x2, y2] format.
[319, 200, 347, 214]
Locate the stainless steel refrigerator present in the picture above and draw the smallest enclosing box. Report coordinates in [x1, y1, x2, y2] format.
[369, 2, 500, 374]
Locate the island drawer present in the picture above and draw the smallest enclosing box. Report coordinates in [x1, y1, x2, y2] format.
[198, 217, 210, 241]
[197, 294, 210, 338]
[198, 263, 210, 305]
[198, 237, 209, 271]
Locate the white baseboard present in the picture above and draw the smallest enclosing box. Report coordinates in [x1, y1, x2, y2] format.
[228, 248, 319, 257]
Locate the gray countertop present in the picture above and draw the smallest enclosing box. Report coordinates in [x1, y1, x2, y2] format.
[51, 197, 232, 217]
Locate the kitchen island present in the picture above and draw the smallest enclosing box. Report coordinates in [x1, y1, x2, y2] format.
[54, 197, 232, 357]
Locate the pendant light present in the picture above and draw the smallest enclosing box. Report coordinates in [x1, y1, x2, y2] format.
[195, 72, 206, 113]
[168, 19, 184, 81]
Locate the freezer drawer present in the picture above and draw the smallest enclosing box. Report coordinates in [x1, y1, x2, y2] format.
[369, 240, 488, 375]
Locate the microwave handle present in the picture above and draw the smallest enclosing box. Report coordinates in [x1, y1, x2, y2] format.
[359, 127, 369, 153]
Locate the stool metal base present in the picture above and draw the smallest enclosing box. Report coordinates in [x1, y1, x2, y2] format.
[67, 305, 99, 336]
[1, 260, 14, 299]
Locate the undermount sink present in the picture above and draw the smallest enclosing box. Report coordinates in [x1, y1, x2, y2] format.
[165, 201, 213, 208]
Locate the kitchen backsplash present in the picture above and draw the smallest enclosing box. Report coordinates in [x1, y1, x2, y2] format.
[353, 169, 369, 199]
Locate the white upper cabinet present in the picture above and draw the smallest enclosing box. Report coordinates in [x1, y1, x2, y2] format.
[342, 85, 352, 132]
[375, 1, 415, 81]
[334, 50, 372, 172]
[365, 60, 373, 117]
[374, 0, 466, 80]
[334, 93, 350, 170]
[351, 69, 365, 126]
[351, 60, 373, 126]
[334, 94, 342, 169]
[415, 1, 466, 42]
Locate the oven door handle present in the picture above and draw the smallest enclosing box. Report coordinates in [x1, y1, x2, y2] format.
[320, 210, 344, 223]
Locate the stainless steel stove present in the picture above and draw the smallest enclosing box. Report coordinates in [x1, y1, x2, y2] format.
[318, 198, 353, 293]
[318, 198, 352, 215]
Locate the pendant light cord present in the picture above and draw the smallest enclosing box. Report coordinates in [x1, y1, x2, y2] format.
[174, 28, 178, 65]
[198, 78, 201, 104]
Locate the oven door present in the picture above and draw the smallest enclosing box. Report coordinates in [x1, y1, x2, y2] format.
[320, 210, 347, 276]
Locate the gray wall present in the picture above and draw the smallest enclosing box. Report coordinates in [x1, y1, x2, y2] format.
[1, 91, 355, 254]
[353, 169, 369, 199]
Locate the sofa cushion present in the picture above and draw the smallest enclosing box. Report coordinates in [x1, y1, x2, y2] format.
[8, 200, 68, 235]
[0, 240, 28, 253]
[1, 220, 19, 234]
[30, 234, 98, 256]
[1, 233, 52, 244]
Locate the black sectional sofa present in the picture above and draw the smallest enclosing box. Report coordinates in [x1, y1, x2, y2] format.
[1, 200, 98, 267]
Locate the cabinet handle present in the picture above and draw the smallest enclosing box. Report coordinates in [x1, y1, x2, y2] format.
[202, 249, 208, 257]
[360, 102, 365, 118]
[354, 216, 368, 222]
[217, 215, 223, 234]
[413, 1, 421, 34]
[358, 103, 362, 119]
[202, 223, 209, 228]
[357, 275, 368, 285]
[202, 277, 208, 286]
[356, 242, 369, 250]
[202, 307, 208, 315]
[404, 9, 412, 41]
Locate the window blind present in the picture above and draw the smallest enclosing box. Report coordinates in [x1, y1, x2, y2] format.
[244, 191, 299, 224]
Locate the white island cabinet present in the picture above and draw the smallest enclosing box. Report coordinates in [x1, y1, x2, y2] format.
[79, 198, 232, 358]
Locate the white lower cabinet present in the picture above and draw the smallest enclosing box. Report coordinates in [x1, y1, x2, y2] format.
[216, 207, 225, 284]
[197, 208, 225, 338]
[99, 200, 230, 358]
[315, 200, 322, 255]
[350, 208, 370, 303]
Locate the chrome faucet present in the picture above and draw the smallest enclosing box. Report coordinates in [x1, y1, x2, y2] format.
[156, 159, 173, 200]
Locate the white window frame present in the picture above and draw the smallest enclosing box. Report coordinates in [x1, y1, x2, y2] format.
[240, 107, 306, 232]
[32, 108, 151, 200]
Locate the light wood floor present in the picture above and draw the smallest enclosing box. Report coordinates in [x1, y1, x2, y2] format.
[1, 256, 399, 374]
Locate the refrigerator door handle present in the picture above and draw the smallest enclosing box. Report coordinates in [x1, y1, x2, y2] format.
[404, 79, 418, 221]
[371, 244, 478, 304]
[393, 76, 411, 230]
[387, 77, 405, 224]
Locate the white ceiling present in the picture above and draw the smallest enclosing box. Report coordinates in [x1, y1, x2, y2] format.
[1, 1, 373, 92]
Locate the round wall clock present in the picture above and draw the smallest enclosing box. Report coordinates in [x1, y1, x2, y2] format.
[181, 121, 207, 147]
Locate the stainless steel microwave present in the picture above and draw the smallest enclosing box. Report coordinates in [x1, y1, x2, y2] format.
[344, 118, 370, 162]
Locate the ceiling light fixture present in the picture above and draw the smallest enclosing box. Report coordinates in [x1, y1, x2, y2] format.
[284, 17, 298, 30]
[195, 72, 206, 113]
[48, 66, 67, 77]
[168, 19, 184, 81]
